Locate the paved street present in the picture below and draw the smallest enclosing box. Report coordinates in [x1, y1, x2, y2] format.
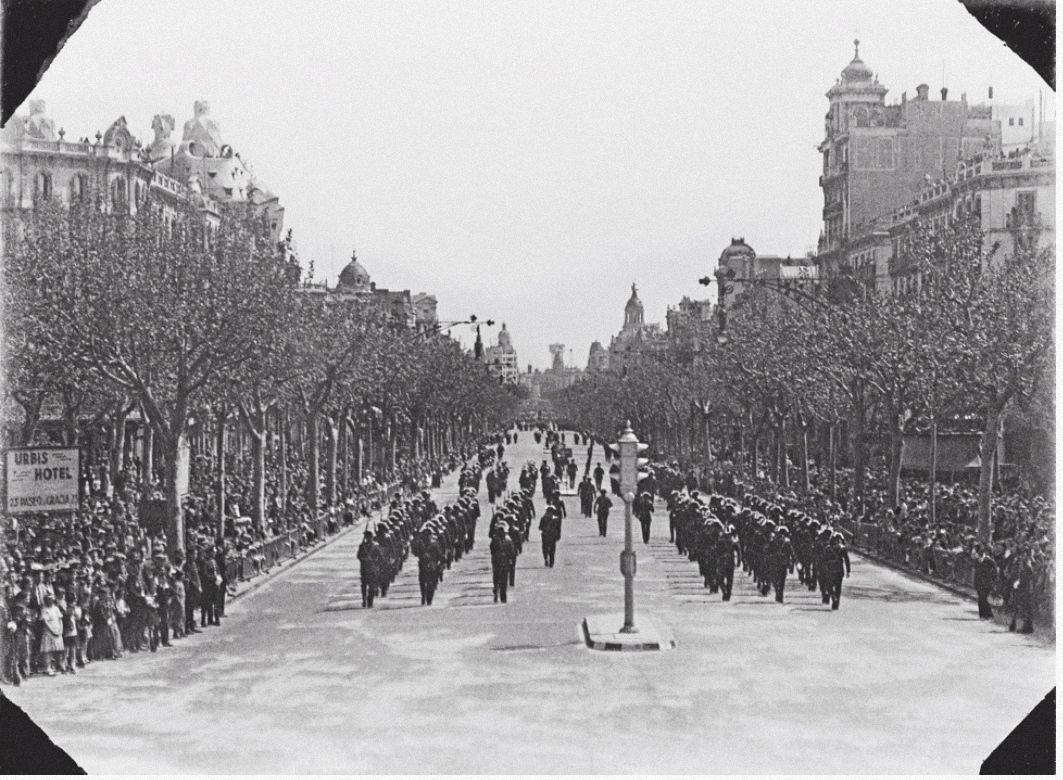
[4, 432, 1054, 774]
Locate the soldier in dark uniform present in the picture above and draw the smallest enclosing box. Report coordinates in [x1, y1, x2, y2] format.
[814, 528, 834, 604]
[539, 506, 561, 567]
[593, 463, 605, 491]
[767, 526, 795, 603]
[716, 524, 739, 601]
[823, 532, 852, 610]
[182, 549, 201, 634]
[634, 491, 654, 543]
[413, 528, 443, 606]
[577, 476, 596, 518]
[357, 530, 380, 608]
[490, 524, 515, 603]
[593, 490, 612, 537]
[973, 545, 999, 620]
[1008, 549, 1035, 633]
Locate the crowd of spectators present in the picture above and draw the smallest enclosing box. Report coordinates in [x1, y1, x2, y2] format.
[0, 444, 467, 686]
[621, 440, 1052, 631]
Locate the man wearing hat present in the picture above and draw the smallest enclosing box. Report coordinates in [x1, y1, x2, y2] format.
[357, 530, 380, 608]
[973, 545, 999, 620]
[767, 525, 796, 603]
[538, 506, 561, 568]
[183, 549, 202, 634]
[490, 524, 514, 604]
[593, 489, 613, 538]
[822, 533, 852, 610]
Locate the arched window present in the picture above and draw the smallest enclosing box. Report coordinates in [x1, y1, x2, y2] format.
[34, 171, 53, 200]
[69, 173, 89, 202]
[134, 180, 145, 205]
[111, 176, 127, 211]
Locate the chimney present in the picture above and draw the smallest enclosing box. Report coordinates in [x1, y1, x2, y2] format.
[941, 86, 949, 101]
[916, 84, 929, 101]
[902, 90, 907, 106]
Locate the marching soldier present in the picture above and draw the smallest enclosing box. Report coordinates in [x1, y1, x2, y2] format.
[823, 532, 852, 610]
[539, 506, 562, 567]
[716, 524, 739, 601]
[490, 524, 515, 604]
[634, 491, 654, 544]
[767, 524, 797, 602]
[577, 476, 596, 518]
[593, 490, 612, 537]
[357, 530, 380, 608]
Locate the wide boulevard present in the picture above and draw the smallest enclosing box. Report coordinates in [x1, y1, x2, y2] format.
[5, 432, 1053, 773]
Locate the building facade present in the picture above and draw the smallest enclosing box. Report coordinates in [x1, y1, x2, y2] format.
[1, 100, 284, 242]
[816, 41, 1001, 276]
[483, 323, 520, 383]
[302, 251, 437, 332]
[715, 238, 819, 310]
[607, 283, 667, 372]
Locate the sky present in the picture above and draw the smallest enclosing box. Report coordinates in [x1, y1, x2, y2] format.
[17, 0, 1053, 369]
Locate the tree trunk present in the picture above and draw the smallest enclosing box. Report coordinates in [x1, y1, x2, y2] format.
[800, 422, 811, 493]
[777, 417, 789, 488]
[141, 411, 154, 484]
[829, 422, 837, 497]
[851, 383, 868, 509]
[307, 409, 320, 515]
[355, 432, 364, 486]
[366, 418, 374, 479]
[323, 413, 338, 509]
[162, 432, 186, 556]
[244, 403, 268, 536]
[929, 416, 938, 525]
[215, 407, 227, 544]
[17, 394, 44, 445]
[338, 413, 349, 498]
[977, 406, 1003, 543]
[887, 417, 904, 509]
[108, 405, 130, 498]
[703, 413, 713, 474]
[751, 432, 760, 479]
[278, 411, 288, 521]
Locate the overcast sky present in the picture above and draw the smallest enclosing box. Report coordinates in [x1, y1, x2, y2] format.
[19, 0, 1052, 369]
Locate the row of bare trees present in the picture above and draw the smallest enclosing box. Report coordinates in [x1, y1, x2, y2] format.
[556, 216, 1053, 541]
[3, 197, 520, 551]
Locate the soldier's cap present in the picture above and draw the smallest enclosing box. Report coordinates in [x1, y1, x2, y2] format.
[831, 533, 844, 542]
[776, 526, 789, 536]
[364, 530, 374, 537]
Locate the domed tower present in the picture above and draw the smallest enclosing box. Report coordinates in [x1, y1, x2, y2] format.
[718, 238, 756, 308]
[623, 283, 644, 330]
[819, 40, 890, 268]
[498, 322, 513, 351]
[337, 250, 372, 291]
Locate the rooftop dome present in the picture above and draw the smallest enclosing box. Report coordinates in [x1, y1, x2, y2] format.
[841, 39, 873, 82]
[719, 237, 755, 261]
[338, 251, 371, 291]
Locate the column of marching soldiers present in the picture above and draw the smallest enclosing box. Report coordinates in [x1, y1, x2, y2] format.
[353, 430, 856, 612]
[663, 490, 852, 608]
[355, 435, 568, 608]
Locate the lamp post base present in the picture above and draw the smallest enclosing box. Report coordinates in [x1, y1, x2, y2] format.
[582, 613, 676, 652]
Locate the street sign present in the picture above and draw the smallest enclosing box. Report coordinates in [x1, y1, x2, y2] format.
[4, 447, 80, 514]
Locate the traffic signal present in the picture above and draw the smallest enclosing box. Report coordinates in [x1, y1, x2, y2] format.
[618, 434, 649, 496]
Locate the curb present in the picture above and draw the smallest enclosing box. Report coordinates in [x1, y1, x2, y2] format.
[852, 548, 978, 602]
[229, 523, 360, 603]
[581, 618, 677, 652]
